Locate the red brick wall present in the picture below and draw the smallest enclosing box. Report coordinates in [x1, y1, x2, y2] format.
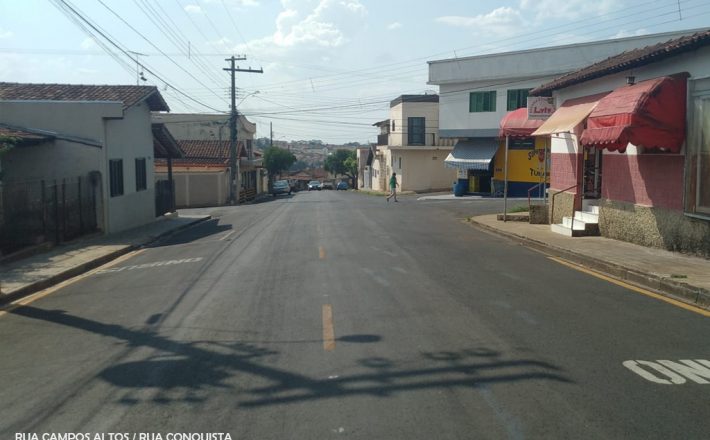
[602, 154, 684, 211]
[550, 152, 580, 191]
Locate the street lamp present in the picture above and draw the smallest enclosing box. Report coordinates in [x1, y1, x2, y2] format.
[237, 90, 260, 107]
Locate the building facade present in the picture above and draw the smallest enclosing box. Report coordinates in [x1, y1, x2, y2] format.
[369, 95, 455, 193]
[428, 29, 708, 196]
[530, 29, 710, 256]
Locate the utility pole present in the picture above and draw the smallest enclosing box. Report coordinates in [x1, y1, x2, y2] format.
[270, 122, 273, 148]
[223, 56, 262, 204]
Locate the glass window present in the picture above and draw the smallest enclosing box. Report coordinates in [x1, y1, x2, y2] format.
[686, 81, 710, 216]
[109, 159, 123, 197]
[469, 91, 497, 112]
[135, 158, 147, 192]
[408, 117, 425, 145]
[507, 89, 530, 111]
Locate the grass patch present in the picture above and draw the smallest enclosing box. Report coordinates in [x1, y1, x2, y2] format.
[508, 205, 529, 213]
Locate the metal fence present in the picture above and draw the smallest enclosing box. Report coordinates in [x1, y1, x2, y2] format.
[0, 176, 98, 256]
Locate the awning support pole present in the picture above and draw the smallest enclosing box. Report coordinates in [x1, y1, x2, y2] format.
[503, 135, 509, 222]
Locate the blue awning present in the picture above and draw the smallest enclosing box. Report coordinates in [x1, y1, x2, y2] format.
[444, 140, 498, 170]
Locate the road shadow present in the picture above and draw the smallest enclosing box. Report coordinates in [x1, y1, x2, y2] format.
[10, 306, 572, 408]
[148, 218, 232, 248]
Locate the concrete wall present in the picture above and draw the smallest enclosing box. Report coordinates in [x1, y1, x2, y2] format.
[599, 200, 710, 257]
[390, 149, 455, 192]
[153, 113, 255, 142]
[155, 169, 229, 208]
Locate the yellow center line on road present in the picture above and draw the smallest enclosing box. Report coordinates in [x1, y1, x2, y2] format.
[0, 249, 146, 318]
[548, 256, 710, 318]
[322, 304, 336, 351]
[319, 246, 326, 260]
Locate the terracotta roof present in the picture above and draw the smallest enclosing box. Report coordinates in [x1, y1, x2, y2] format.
[0, 82, 169, 111]
[531, 29, 710, 96]
[155, 139, 246, 167]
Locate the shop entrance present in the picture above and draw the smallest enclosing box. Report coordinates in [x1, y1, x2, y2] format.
[583, 147, 603, 198]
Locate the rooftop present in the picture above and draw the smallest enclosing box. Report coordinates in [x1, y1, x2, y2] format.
[531, 29, 710, 95]
[0, 83, 169, 111]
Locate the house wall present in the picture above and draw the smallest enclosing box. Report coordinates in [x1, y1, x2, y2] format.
[0, 101, 115, 183]
[389, 101, 439, 147]
[546, 45, 710, 255]
[390, 149, 455, 192]
[429, 29, 707, 138]
[0, 100, 120, 233]
[104, 103, 156, 233]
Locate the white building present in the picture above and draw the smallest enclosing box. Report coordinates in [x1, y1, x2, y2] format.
[369, 95, 455, 193]
[427, 28, 708, 196]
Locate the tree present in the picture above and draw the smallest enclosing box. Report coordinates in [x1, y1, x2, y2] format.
[263, 146, 296, 185]
[324, 149, 357, 187]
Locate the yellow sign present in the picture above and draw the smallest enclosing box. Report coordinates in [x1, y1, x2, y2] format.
[493, 138, 550, 183]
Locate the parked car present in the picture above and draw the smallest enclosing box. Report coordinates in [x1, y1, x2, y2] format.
[322, 181, 334, 190]
[336, 181, 349, 190]
[272, 180, 292, 197]
[307, 180, 322, 191]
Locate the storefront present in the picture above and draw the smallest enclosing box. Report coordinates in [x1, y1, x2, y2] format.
[444, 139, 498, 195]
[496, 107, 548, 197]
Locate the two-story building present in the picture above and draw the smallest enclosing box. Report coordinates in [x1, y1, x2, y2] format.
[428, 28, 707, 196]
[369, 95, 455, 193]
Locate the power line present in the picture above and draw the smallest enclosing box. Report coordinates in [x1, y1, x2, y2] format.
[49, 0, 225, 113]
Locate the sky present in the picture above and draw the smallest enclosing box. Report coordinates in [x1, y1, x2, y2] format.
[1, 0, 710, 144]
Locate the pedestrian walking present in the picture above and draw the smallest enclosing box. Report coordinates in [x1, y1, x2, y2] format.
[386, 172, 399, 202]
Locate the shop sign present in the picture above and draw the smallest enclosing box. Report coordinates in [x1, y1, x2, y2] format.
[527, 96, 555, 120]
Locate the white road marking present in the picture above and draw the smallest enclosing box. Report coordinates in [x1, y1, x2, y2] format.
[623, 359, 710, 384]
[220, 230, 236, 240]
[95, 257, 204, 275]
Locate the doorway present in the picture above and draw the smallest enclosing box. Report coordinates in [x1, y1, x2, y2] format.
[583, 147, 602, 198]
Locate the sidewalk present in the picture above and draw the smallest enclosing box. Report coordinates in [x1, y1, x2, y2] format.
[0, 214, 210, 303]
[469, 214, 710, 310]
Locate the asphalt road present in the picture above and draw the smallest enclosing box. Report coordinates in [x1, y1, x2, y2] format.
[1, 191, 709, 439]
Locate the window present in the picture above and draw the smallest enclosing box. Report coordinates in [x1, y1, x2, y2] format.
[687, 91, 710, 215]
[391, 120, 396, 132]
[408, 117, 425, 145]
[469, 91, 497, 112]
[135, 158, 147, 191]
[398, 157, 402, 169]
[507, 89, 530, 111]
[109, 159, 124, 197]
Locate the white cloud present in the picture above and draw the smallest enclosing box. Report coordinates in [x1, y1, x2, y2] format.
[436, 7, 524, 36]
[0, 27, 13, 39]
[387, 22, 402, 30]
[80, 37, 98, 50]
[184, 4, 203, 14]
[237, 0, 367, 54]
[201, 0, 259, 6]
[519, 0, 616, 21]
[613, 28, 649, 39]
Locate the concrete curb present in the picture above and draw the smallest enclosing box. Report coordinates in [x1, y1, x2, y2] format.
[0, 215, 211, 305]
[468, 217, 710, 311]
